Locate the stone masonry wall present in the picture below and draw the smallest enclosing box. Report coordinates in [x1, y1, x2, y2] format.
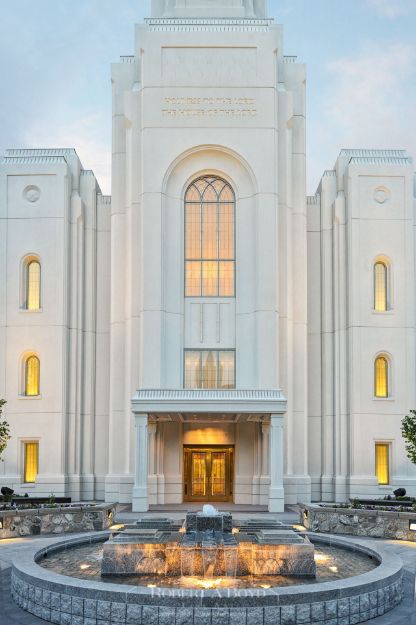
[300, 504, 416, 541]
[0, 504, 116, 539]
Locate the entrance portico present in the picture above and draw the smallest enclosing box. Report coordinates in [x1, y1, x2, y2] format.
[131, 389, 287, 513]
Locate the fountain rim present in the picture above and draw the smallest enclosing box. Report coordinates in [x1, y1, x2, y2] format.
[11, 530, 403, 605]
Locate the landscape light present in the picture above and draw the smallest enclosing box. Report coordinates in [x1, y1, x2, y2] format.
[409, 521, 416, 531]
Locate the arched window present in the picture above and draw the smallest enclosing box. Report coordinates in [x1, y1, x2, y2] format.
[374, 355, 389, 398]
[25, 259, 41, 310]
[374, 261, 387, 312]
[185, 176, 235, 297]
[24, 355, 40, 396]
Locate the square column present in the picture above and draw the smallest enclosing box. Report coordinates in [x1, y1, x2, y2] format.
[269, 414, 285, 512]
[132, 413, 149, 512]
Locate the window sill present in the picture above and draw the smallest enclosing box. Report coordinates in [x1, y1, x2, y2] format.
[18, 395, 42, 400]
[373, 397, 395, 401]
[19, 308, 43, 314]
[372, 310, 394, 315]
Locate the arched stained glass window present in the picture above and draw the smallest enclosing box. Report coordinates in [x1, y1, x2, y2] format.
[185, 176, 235, 297]
[374, 262, 387, 312]
[26, 260, 41, 310]
[374, 356, 388, 398]
[25, 355, 40, 396]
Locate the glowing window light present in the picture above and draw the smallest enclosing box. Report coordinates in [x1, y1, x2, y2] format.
[185, 176, 235, 297]
[374, 262, 388, 312]
[375, 443, 390, 485]
[184, 351, 235, 389]
[25, 355, 40, 396]
[24, 442, 38, 484]
[374, 356, 388, 398]
[26, 260, 41, 310]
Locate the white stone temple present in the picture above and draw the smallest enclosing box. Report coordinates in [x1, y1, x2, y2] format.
[0, 0, 415, 511]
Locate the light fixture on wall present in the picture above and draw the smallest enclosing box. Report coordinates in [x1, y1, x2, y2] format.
[409, 521, 416, 531]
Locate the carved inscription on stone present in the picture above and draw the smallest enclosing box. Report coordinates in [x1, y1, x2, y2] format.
[162, 96, 257, 117]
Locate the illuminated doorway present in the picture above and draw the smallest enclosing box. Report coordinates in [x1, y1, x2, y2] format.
[183, 445, 234, 502]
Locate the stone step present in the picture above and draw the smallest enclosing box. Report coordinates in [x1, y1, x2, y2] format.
[256, 530, 305, 544]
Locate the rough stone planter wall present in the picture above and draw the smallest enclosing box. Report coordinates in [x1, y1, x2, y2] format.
[11, 532, 404, 625]
[0, 503, 116, 539]
[300, 503, 416, 541]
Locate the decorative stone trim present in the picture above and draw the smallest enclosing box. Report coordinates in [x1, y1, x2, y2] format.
[300, 503, 416, 541]
[340, 149, 407, 158]
[283, 56, 298, 63]
[5, 148, 77, 157]
[132, 388, 287, 414]
[11, 532, 403, 625]
[2, 156, 67, 165]
[98, 195, 112, 204]
[349, 156, 411, 165]
[0, 503, 116, 540]
[145, 17, 273, 32]
[134, 388, 285, 401]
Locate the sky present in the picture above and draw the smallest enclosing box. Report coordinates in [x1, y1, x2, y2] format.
[0, 0, 415, 195]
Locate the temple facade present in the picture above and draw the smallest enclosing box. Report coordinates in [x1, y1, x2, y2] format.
[0, 0, 415, 511]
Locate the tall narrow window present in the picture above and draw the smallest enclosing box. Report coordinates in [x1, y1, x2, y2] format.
[374, 356, 388, 398]
[185, 177, 235, 297]
[374, 262, 387, 312]
[375, 443, 390, 485]
[26, 260, 41, 310]
[24, 442, 39, 483]
[184, 351, 235, 389]
[25, 355, 40, 396]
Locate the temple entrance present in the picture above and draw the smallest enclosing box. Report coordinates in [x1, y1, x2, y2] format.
[183, 445, 234, 502]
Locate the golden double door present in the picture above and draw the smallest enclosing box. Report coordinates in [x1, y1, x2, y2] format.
[183, 446, 234, 502]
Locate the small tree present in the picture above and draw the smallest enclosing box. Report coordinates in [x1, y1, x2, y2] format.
[0, 399, 11, 462]
[401, 409, 416, 465]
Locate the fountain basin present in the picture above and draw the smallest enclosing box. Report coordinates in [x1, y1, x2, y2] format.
[11, 532, 404, 625]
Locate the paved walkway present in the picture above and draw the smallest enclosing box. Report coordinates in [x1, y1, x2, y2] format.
[0, 508, 415, 624]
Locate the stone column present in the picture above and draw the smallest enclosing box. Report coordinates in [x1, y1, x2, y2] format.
[269, 414, 284, 512]
[261, 422, 270, 477]
[148, 422, 157, 505]
[132, 413, 149, 511]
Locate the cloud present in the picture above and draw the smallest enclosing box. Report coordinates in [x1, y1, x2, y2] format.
[366, 0, 416, 18]
[309, 41, 416, 191]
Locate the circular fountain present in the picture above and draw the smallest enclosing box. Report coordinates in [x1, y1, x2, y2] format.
[11, 508, 404, 625]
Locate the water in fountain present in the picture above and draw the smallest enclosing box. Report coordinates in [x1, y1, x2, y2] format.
[180, 507, 238, 578]
[101, 509, 317, 580]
